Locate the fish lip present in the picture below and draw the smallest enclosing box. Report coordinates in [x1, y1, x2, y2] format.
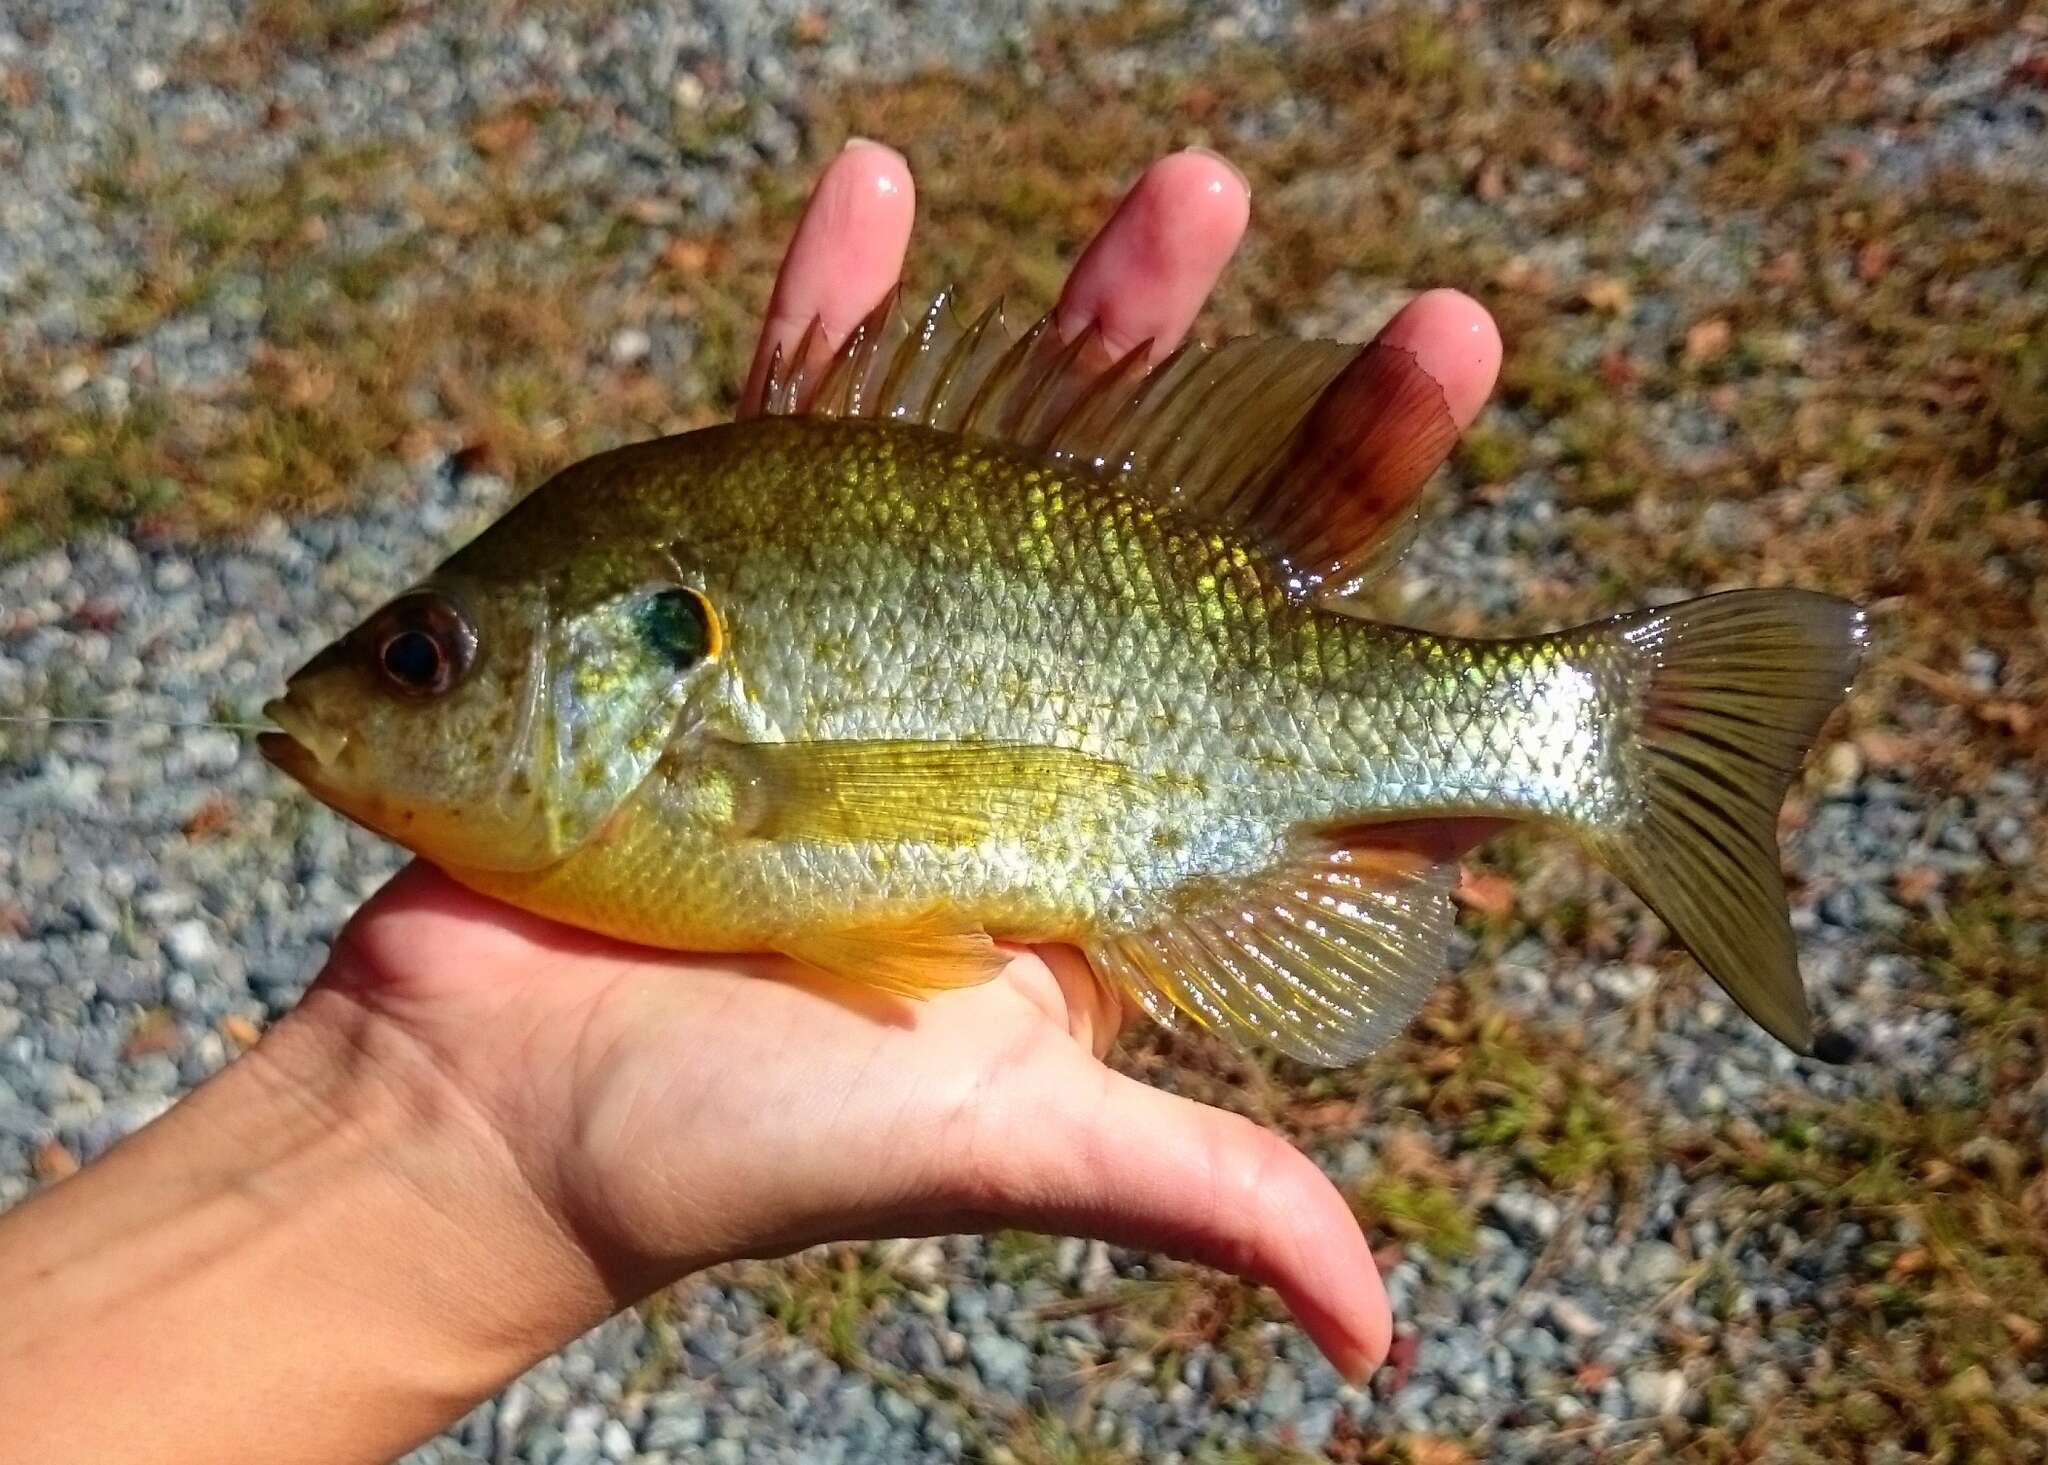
[260, 696, 350, 769]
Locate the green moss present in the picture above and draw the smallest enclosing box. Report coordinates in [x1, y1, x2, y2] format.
[987, 1229, 1062, 1287]
[1458, 426, 1528, 484]
[1188, 1444, 1328, 1465]
[1394, 996, 1647, 1191]
[1352, 1174, 1478, 1258]
[1393, 12, 1461, 85]
[753, 1246, 903, 1366]
[1499, 349, 1598, 416]
[992, 1412, 1135, 1465]
[250, 0, 407, 55]
[622, 1287, 691, 1396]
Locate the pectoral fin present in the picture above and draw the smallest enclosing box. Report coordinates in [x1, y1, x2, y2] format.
[781, 914, 1009, 998]
[734, 738, 1138, 846]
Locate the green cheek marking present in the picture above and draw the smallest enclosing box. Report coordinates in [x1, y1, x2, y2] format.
[640, 588, 713, 667]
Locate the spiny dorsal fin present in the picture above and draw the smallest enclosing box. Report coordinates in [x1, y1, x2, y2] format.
[1084, 836, 1457, 1067]
[756, 290, 1461, 601]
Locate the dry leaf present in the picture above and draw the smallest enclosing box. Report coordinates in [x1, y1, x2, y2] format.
[659, 236, 724, 275]
[33, 1139, 79, 1183]
[123, 1008, 181, 1061]
[2008, 52, 2048, 87]
[1758, 250, 1805, 286]
[1856, 730, 1914, 768]
[1683, 317, 1733, 365]
[1978, 700, 2035, 736]
[183, 795, 235, 840]
[470, 111, 536, 159]
[1894, 867, 1942, 908]
[1291, 1099, 1364, 1133]
[1380, 1127, 1450, 1179]
[1454, 867, 1516, 917]
[1598, 350, 1640, 390]
[1383, 1329, 1420, 1392]
[1581, 276, 1632, 314]
[1492, 256, 1557, 297]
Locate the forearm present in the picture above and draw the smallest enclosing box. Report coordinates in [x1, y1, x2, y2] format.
[0, 984, 610, 1465]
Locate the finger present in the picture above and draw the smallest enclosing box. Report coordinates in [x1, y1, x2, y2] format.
[1371, 287, 1501, 432]
[740, 139, 916, 416]
[1054, 148, 1250, 362]
[982, 1056, 1390, 1380]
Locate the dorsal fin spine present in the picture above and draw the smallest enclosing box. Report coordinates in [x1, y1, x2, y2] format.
[925, 299, 1004, 430]
[960, 312, 1053, 439]
[1015, 319, 1102, 444]
[868, 284, 925, 417]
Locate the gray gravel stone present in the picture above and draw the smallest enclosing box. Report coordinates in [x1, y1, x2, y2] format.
[162, 919, 216, 971]
[968, 1335, 1034, 1400]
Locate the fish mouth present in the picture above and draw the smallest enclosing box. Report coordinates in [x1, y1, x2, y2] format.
[259, 696, 351, 772]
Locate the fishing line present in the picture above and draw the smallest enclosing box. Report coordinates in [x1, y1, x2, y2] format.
[0, 715, 275, 734]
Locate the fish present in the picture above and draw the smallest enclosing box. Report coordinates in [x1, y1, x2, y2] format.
[261, 289, 1867, 1065]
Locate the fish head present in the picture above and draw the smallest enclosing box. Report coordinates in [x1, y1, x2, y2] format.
[261, 553, 718, 873]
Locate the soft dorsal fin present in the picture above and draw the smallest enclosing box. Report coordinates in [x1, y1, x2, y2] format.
[758, 289, 1461, 602]
[1083, 835, 1458, 1067]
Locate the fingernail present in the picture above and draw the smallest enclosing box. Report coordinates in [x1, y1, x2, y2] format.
[841, 135, 901, 158]
[1185, 145, 1251, 195]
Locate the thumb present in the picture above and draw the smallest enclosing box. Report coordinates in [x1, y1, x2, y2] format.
[979, 1055, 1390, 1381]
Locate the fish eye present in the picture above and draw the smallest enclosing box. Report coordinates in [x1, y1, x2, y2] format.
[369, 592, 477, 698]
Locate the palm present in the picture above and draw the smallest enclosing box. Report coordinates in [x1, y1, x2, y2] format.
[308, 143, 1502, 1381]
[324, 866, 1085, 1258]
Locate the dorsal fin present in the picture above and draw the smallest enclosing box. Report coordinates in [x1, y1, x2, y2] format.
[757, 290, 1461, 601]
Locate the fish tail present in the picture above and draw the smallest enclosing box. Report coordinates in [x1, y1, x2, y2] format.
[1585, 589, 1866, 1052]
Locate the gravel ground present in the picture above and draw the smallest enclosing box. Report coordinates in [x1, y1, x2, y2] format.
[3, 2, 2044, 1462]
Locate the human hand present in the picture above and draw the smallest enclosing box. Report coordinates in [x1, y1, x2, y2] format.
[307, 143, 1505, 1385]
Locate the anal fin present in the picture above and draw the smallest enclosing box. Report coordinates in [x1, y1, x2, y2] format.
[781, 913, 1009, 998]
[1085, 838, 1457, 1067]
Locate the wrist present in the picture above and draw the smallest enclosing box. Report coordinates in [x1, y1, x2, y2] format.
[259, 975, 621, 1383]
[0, 967, 616, 1465]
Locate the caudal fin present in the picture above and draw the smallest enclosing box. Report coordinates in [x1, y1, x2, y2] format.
[1593, 590, 1866, 1052]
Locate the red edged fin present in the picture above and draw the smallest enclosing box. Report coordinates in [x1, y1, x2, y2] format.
[1253, 342, 1460, 602]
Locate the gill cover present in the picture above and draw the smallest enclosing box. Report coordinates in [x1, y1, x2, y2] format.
[515, 581, 714, 866]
